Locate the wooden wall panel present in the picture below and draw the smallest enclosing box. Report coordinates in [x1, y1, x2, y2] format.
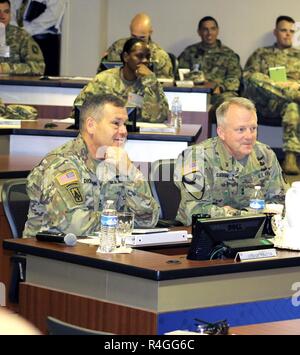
[20, 283, 157, 335]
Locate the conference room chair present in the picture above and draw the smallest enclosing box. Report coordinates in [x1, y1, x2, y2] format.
[1, 179, 29, 303]
[149, 159, 181, 226]
[47, 316, 114, 335]
[168, 52, 179, 79]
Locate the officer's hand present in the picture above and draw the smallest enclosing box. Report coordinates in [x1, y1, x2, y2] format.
[223, 206, 240, 217]
[276, 81, 300, 90]
[136, 64, 152, 78]
[105, 146, 132, 175]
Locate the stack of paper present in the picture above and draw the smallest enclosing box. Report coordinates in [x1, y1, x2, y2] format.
[137, 122, 176, 133]
[0, 118, 21, 128]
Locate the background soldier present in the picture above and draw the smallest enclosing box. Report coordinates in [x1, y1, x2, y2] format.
[178, 16, 241, 108]
[74, 38, 169, 123]
[174, 97, 288, 226]
[97, 12, 173, 79]
[0, 0, 45, 75]
[24, 94, 159, 237]
[243, 15, 300, 175]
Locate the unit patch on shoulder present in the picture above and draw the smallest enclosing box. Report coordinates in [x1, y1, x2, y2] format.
[66, 184, 84, 204]
[56, 170, 79, 186]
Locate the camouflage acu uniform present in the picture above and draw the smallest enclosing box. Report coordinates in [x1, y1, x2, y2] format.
[5, 104, 37, 120]
[74, 68, 169, 123]
[174, 137, 288, 226]
[0, 24, 45, 75]
[243, 45, 300, 153]
[97, 37, 174, 78]
[24, 135, 159, 237]
[0, 98, 5, 116]
[178, 40, 242, 106]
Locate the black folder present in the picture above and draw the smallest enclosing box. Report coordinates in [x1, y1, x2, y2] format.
[24, 1, 46, 22]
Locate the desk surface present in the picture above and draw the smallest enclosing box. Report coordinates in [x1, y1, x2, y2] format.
[0, 118, 201, 142]
[4, 238, 300, 281]
[231, 318, 300, 335]
[0, 75, 213, 93]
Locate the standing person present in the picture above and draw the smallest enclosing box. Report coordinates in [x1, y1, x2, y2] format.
[97, 12, 173, 79]
[178, 16, 241, 108]
[243, 16, 300, 175]
[0, 0, 45, 75]
[10, 0, 66, 75]
[174, 97, 288, 226]
[24, 94, 160, 237]
[74, 38, 169, 123]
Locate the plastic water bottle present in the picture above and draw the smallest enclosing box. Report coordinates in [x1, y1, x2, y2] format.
[249, 186, 265, 214]
[171, 96, 182, 129]
[99, 200, 118, 253]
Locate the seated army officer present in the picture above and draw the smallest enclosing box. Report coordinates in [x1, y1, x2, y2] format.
[174, 97, 288, 226]
[73, 37, 169, 123]
[0, 0, 45, 75]
[97, 12, 173, 79]
[24, 94, 160, 237]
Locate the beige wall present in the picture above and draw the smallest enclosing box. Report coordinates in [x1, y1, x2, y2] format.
[61, 0, 300, 76]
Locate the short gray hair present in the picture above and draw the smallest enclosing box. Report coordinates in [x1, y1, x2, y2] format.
[216, 97, 257, 127]
[79, 94, 125, 131]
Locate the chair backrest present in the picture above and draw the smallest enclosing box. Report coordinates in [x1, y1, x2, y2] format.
[168, 52, 178, 79]
[47, 316, 113, 335]
[149, 159, 180, 220]
[1, 179, 29, 238]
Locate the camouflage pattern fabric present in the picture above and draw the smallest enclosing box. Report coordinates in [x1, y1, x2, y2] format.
[0, 24, 45, 75]
[5, 104, 38, 120]
[97, 37, 174, 79]
[24, 135, 160, 237]
[174, 137, 288, 226]
[0, 98, 5, 116]
[73, 68, 169, 123]
[243, 45, 300, 153]
[178, 40, 242, 94]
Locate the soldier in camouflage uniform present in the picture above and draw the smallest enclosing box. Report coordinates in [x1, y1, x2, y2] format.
[74, 38, 169, 123]
[243, 16, 300, 175]
[0, 0, 45, 75]
[24, 94, 160, 237]
[178, 16, 241, 107]
[174, 97, 288, 226]
[97, 13, 173, 79]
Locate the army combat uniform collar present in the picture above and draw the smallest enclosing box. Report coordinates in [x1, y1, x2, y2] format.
[216, 138, 261, 174]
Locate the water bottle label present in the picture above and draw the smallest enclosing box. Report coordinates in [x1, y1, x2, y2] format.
[101, 215, 118, 227]
[249, 199, 265, 210]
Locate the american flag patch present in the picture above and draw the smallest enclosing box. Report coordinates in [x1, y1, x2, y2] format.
[56, 170, 79, 186]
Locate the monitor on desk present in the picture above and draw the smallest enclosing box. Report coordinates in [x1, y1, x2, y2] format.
[100, 61, 123, 71]
[126, 106, 139, 132]
[187, 214, 270, 260]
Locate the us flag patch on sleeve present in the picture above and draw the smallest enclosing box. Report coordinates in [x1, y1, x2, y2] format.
[56, 170, 79, 186]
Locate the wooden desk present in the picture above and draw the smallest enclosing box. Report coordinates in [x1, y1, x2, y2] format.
[3, 238, 300, 334]
[0, 119, 202, 163]
[231, 318, 300, 335]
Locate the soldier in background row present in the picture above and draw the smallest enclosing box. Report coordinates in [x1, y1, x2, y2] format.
[0, 0, 45, 75]
[74, 38, 169, 123]
[97, 12, 173, 79]
[24, 94, 159, 237]
[10, 0, 66, 76]
[178, 16, 242, 108]
[174, 97, 288, 226]
[243, 15, 300, 175]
